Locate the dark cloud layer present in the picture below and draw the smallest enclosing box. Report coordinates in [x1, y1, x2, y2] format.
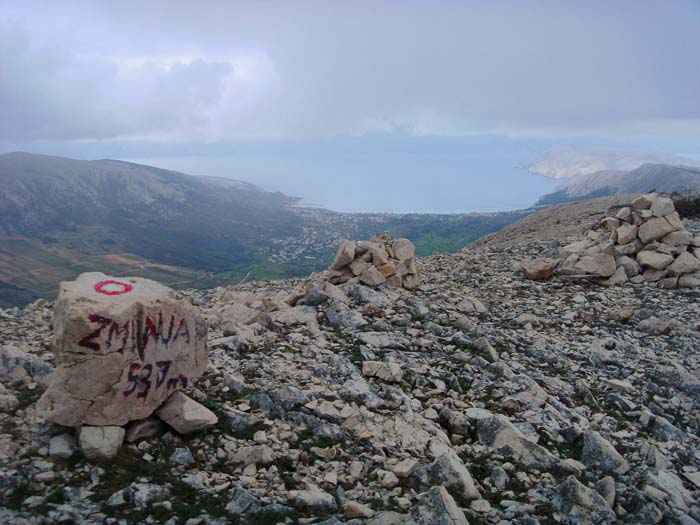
[2, 0, 699, 141]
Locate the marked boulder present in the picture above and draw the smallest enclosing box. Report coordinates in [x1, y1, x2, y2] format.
[37, 272, 208, 427]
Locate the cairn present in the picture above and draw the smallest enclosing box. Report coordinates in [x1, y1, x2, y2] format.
[327, 234, 420, 289]
[559, 193, 700, 288]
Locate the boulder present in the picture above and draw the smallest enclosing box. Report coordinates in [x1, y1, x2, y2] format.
[638, 216, 679, 244]
[362, 361, 403, 382]
[49, 433, 76, 459]
[37, 272, 207, 427]
[410, 486, 469, 525]
[331, 240, 356, 270]
[662, 230, 692, 246]
[376, 262, 398, 278]
[554, 476, 615, 525]
[616, 223, 638, 245]
[79, 426, 125, 459]
[360, 266, 386, 286]
[631, 193, 657, 210]
[155, 391, 218, 434]
[0, 344, 52, 387]
[650, 196, 675, 217]
[581, 430, 630, 475]
[602, 266, 628, 286]
[575, 254, 616, 277]
[637, 251, 674, 270]
[679, 272, 700, 288]
[667, 252, 700, 275]
[391, 238, 416, 260]
[423, 450, 480, 500]
[521, 258, 558, 280]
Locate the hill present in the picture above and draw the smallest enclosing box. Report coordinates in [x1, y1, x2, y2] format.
[523, 146, 696, 180]
[0, 152, 531, 306]
[536, 163, 700, 206]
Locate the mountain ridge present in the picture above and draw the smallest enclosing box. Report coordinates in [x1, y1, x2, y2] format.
[536, 163, 700, 205]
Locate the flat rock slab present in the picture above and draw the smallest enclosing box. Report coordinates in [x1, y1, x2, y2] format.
[38, 272, 207, 427]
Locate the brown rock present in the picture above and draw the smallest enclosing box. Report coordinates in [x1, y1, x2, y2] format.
[359, 266, 386, 286]
[521, 258, 558, 280]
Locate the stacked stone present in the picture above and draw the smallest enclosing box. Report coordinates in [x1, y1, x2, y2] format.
[327, 234, 421, 289]
[560, 193, 700, 288]
[37, 272, 217, 459]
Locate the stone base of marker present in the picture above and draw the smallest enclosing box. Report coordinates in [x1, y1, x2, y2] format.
[37, 272, 208, 427]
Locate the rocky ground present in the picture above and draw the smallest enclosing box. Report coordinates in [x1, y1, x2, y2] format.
[1, 202, 699, 525]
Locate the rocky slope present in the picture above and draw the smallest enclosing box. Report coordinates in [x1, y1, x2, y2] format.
[1, 198, 700, 524]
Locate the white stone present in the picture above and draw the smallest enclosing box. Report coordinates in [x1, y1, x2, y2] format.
[637, 251, 674, 270]
[331, 240, 356, 270]
[38, 272, 207, 427]
[79, 426, 125, 459]
[49, 433, 76, 459]
[631, 193, 657, 210]
[393, 458, 420, 478]
[391, 238, 415, 260]
[616, 223, 638, 245]
[575, 254, 616, 277]
[344, 500, 375, 518]
[650, 197, 675, 217]
[362, 361, 403, 382]
[662, 230, 692, 246]
[156, 391, 218, 434]
[667, 252, 700, 276]
[638, 217, 678, 244]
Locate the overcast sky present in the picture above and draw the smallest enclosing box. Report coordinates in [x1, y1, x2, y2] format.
[2, 0, 700, 143]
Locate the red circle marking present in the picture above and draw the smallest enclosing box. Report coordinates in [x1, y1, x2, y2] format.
[94, 280, 133, 296]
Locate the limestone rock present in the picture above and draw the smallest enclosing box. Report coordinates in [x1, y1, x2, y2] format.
[79, 426, 125, 459]
[424, 450, 480, 500]
[637, 251, 674, 270]
[555, 476, 615, 525]
[288, 486, 336, 511]
[49, 433, 76, 459]
[410, 486, 469, 525]
[631, 193, 657, 210]
[638, 216, 679, 244]
[362, 361, 403, 382]
[575, 254, 616, 277]
[521, 258, 558, 280]
[344, 500, 375, 518]
[391, 238, 416, 260]
[37, 272, 208, 427]
[581, 430, 630, 475]
[650, 196, 675, 217]
[360, 266, 386, 286]
[0, 344, 52, 387]
[332, 240, 356, 270]
[616, 223, 638, 245]
[667, 252, 700, 275]
[155, 391, 218, 434]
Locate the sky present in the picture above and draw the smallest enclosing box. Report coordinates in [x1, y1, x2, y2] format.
[1, 1, 700, 211]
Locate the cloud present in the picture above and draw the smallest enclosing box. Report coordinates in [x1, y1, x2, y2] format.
[1, 0, 699, 141]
